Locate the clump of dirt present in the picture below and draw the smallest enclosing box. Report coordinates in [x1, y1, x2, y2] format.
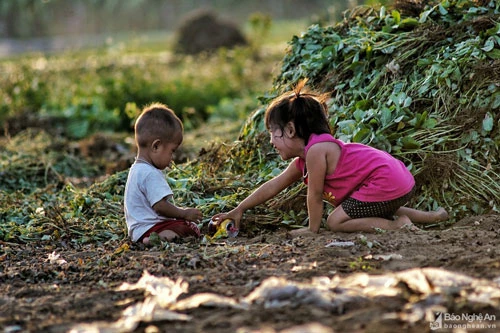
[174, 9, 247, 55]
[77, 132, 135, 174]
[1, 111, 63, 138]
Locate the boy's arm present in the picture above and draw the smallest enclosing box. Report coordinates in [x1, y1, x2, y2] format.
[153, 196, 202, 222]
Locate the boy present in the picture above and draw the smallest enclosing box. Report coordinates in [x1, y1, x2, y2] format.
[124, 103, 202, 245]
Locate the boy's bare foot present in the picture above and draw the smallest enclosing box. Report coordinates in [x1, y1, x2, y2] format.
[142, 230, 178, 246]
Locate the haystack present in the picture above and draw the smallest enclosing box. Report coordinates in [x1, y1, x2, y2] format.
[174, 9, 247, 55]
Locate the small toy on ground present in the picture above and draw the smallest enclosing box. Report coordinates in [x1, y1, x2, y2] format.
[207, 218, 239, 239]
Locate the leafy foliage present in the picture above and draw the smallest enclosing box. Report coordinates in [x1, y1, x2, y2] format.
[0, 45, 271, 137]
[1, 0, 499, 245]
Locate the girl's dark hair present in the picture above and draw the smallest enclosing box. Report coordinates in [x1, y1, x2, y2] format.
[264, 79, 331, 144]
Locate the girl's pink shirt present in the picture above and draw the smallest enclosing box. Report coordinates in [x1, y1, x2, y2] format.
[295, 133, 415, 206]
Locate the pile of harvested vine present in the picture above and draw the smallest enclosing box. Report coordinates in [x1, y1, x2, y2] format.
[0, 0, 498, 246]
[272, 0, 499, 220]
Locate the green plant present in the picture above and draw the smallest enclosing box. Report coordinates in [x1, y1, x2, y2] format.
[349, 257, 373, 271]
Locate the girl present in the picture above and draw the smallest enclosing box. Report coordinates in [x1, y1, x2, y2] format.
[212, 80, 448, 236]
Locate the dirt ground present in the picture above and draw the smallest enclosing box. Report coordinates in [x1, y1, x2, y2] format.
[1, 214, 500, 333]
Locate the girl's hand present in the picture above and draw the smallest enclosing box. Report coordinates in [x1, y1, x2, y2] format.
[212, 209, 243, 229]
[289, 227, 318, 238]
[183, 208, 203, 222]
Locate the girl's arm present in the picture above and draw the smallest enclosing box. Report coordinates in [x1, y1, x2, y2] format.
[237, 160, 302, 211]
[213, 160, 302, 228]
[304, 144, 329, 233]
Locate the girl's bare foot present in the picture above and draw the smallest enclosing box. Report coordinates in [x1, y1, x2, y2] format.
[395, 215, 420, 231]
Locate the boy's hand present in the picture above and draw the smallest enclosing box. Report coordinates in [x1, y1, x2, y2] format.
[183, 208, 203, 222]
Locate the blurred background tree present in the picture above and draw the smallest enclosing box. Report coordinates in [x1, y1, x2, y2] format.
[0, 0, 355, 39]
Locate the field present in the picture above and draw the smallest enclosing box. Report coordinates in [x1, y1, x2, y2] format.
[2, 215, 500, 332]
[1, 2, 500, 332]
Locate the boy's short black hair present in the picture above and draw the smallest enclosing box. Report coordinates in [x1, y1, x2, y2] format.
[135, 103, 183, 148]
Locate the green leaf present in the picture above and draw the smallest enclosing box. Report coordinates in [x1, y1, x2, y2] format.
[492, 92, 500, 109]
[438, 4, 449, 15]
[400, 136, 421, 150]
[354, 99, 372, 111]
[337, 119, 357, 135]
[353, 109, 365, 122]
[482, 112, 494, 132]
[399, 18, 419, 30]
[485, 22, 500, 37]
[380, 107, 392, 127]
[414, 111, 428, 129]
[392, 92, 407, 106]
[482, 38, 495, 52]
[381, 45, 396, 54]
[403, 96, 412, 108]
[486, 49, 500, 59]
[394, 115, 405, 123]
[353, 127, 371, 143]
[424, 117, 438, 129]
[417, 58, 432, 66]
[419, 9, 433, 23]
[391, 10, 401, 24]
[379, 6, 386, 18]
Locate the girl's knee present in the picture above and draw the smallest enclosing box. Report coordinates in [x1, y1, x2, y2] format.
[326, 216, 342, 231]
[327, 208, 353, 231]
[327, 223, 340, 232]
